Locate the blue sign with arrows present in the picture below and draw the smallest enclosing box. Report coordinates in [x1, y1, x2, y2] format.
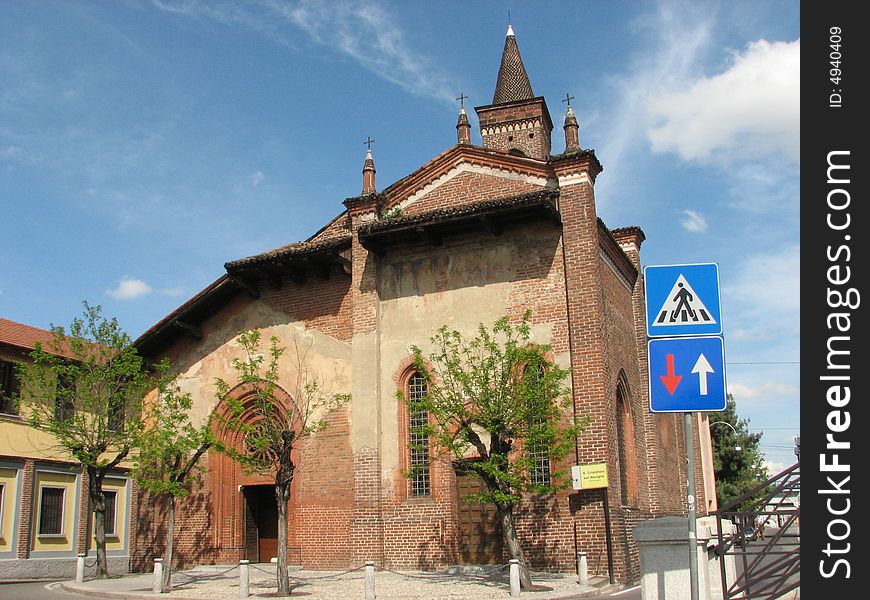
[644, 263, 722, 337]
[648, 336, 727, 413]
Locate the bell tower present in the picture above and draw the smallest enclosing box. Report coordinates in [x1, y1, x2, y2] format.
[474, 25, 553, 160]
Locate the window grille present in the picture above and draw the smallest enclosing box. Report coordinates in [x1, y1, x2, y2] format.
[54, 374, 74, 422]
[108, 397, 125, 432]
[103, 490, 118, 536]
[526, 364, 551, 486]
[38, 487, 65, 536]
[0, 360, 20, 415]
[408, 373, 430, 496]
[529, 441, 551, 485]
[0, 483, 5, 538]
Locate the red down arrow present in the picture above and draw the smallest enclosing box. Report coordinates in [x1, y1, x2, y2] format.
[659, 353, 682, 395]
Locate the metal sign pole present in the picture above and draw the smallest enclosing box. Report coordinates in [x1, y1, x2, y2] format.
[684, 412, 699, 600]
[602, 489, 615, 585]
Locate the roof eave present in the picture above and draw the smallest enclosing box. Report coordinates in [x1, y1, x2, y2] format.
[359, 189, 561, 255]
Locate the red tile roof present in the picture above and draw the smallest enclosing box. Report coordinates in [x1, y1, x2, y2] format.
[0, 317, 72, 358]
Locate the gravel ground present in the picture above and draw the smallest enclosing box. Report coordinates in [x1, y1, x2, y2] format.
[160, 564, 595, 599]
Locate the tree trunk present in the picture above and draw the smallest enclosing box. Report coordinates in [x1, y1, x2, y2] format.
[162, 495, 175, 593]
[499, 503, 533, 590]
[87, 467, 109, 579]
[275, 479, 291, 596]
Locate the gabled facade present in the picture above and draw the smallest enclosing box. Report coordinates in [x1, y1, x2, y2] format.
[133, 26, 711, 583]
[0, 318, 135, 579]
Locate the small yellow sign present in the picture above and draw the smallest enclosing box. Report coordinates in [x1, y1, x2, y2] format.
[572, 463, 608, 490]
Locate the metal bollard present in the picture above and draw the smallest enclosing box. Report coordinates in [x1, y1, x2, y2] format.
[577, 552, 589, 586]
[509, 559, 521, 597]
[365, 561, 376, 600]
[153, 558, 163, 594]
[76, 553, 86, 583]
[239, 560, 250, 598]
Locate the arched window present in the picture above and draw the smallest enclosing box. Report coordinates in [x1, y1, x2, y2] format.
[616, 377, 639, 506]
[407, 372, 431, 497]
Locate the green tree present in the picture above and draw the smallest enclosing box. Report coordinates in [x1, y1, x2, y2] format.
[18, 302, 153, 578]
[408, 312, 584, 590]
[215, 330, 348, 597]
[132, 376, 214, 592]
[710, 394, 769, 509]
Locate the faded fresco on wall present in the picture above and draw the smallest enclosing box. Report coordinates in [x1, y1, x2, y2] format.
[380, 245, 518, 301]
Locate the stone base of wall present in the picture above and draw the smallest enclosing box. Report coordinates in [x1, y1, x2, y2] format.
[0, 556, 129, 580]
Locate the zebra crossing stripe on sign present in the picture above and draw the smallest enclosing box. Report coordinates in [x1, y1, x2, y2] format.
[654, 275, 717, 326]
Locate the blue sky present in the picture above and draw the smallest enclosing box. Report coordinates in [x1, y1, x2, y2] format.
[1, 1, 799, 470]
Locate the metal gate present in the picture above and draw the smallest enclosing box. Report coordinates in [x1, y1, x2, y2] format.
[713, 463, 800, 599]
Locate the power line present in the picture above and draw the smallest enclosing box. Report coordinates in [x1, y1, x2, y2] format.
[749, 427, 800, 431]
[726, 361, 799, 365]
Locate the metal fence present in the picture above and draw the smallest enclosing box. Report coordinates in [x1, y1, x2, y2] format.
[713, 463, 800, 599]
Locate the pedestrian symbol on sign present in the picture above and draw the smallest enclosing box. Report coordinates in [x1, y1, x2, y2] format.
[654, 275, 716, 327]
[645, 263, 722, 337]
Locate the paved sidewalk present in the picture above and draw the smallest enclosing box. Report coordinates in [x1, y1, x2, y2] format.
[60, 564, 622, 599]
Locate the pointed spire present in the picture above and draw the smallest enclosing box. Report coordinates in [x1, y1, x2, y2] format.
[493, 24, 534, 104]
[456, 92, 471, 145]
[562, 93, 580, 152]
[476, 23, 553, 160]
[362, 137, 376, 195]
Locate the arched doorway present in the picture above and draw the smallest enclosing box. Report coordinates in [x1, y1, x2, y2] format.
[211, 381, 298, 564]
[243, 484, 278, 563]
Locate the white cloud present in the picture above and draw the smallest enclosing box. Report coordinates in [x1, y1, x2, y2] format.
[591, 2, 714, 211]
[727, 380, 799, 400]
[648, 39, 800, 163]
[249, 171, 266, 186]
[723, 245, 800, 344]
[151, 0, 456, 106]
[2, 145, 23, 158]
[107, 277, 153, 300]
[680, 209, 708, 232]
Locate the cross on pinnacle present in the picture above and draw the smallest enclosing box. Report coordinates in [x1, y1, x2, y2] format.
[562, 93, 575, 107]
[456, 92, 468, 109]
[363, 137, 375, 150]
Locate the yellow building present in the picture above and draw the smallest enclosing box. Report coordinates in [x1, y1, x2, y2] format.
[0, 317, 134, 579]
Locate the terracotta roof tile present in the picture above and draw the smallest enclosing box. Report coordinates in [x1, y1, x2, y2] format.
[359, 189, 559, 235]
[224, 235, 352, 271]
[0, 317, 55, 350]
[493, 29, 534, 104]
[0, 316, 74, 358]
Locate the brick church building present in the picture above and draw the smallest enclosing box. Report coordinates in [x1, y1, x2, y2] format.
[133, 25, 713, 583]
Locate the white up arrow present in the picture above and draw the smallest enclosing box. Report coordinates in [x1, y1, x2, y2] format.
[691, 353, 714, 395]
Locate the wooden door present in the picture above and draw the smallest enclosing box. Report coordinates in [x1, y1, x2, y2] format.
[455, 467, 503, 564]
[244, 485, 279, 563]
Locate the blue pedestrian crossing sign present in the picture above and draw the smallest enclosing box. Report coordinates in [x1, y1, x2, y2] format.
[648, 336, 727, 413]
[644, 263, 722, 337]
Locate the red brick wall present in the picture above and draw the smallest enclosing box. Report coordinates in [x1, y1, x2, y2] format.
[599, 258, 649, 510]
[476, 99, 553, 159]
[130, 157, 694, 585]
[132, 457, 216, 571]
[556, 177, 617, 578]
[259, 264, 354, 344]
[375, 220, 573, 572]
[295, 405, 354, 568]
[15, 460, 33, 559]
[133, 406, 355, 572]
